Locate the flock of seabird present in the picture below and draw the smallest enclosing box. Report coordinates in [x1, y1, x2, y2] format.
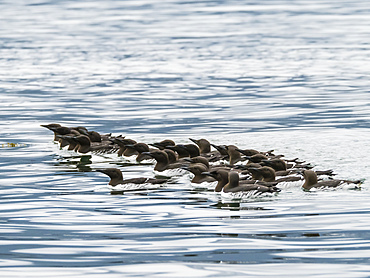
[42, 123, 362, 197]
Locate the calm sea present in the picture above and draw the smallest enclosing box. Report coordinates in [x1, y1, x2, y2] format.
[1, 0, 370, 277]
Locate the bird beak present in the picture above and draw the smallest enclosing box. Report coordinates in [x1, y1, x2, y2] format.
[113, 138, 125, 145]
[201, 171, 215, 178]
[78, 129, 89, 136]
[297, 170, 305, 176]
[189, 138, 197, 144]
[211, 144, 226, 150]
[248, 167, 262, 173]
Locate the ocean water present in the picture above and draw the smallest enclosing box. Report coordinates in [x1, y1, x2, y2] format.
[1, 0, 370, 277]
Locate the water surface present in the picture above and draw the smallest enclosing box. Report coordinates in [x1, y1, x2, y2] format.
[1, 0, 370, 277]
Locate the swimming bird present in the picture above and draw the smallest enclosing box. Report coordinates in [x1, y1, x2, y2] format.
[203, 169, 279, 192]
[189, 138, 228, 161]
[244, 153, 269, 164]
[315, 169, 336, 176]
[185, 155, 242, 175]
[56, 135, 79, 151]
[274, 168, 334, 177]
[223, 171, 280, 194]
[202, 169, 230, 192]
[73, 135, 117, 154]
[226, 145, 244, 165]
[189, 138, 211, 154]
[178, 144, 200, 158]
[189, 138, 224, 159]
[261, 158, 287, 171]
[42, 124, 115, 149]
[184, 156, 210, 169]
[275, 169, 301, 176]
[112, 137, 137, 157]
[289, 161, 314, 170]
[78, 126, 116, 143]
[96, 168, 168, 186]
[182, 163, 215, 183]
[143, 150, 170, 172]
[41, 124, 80, 148]
[85, 130, 103, 142]
[163, 149, 179, 164]
[248, 166, 302, 184]
[41, 123, 62, 141]
[247, 167, 265, 181]
[235, 148, 260, 157]
[149, 139, 176, 150]
[143, 150, 188, 172]
[124, 142, 155, 162]
[237, 163, 263, 177]
[165, 144, 191, 159]
[210, 144, 228, 156]
[301, 170, 361, 191]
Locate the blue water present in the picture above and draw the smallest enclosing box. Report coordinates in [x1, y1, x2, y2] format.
[1, 0, 370, 277]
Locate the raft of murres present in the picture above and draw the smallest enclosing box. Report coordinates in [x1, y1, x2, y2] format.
[42, 124, 363, 196]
